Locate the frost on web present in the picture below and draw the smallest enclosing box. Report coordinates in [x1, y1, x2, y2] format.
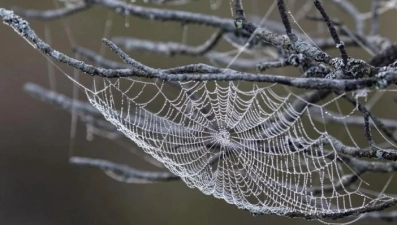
[84, 76, 395, 218]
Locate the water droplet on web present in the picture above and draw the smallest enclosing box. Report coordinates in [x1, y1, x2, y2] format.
[124, 11, 130, 28]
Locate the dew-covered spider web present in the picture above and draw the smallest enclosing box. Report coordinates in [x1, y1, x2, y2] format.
[82, 75, 395, 217]
[29, 0, 397, 221]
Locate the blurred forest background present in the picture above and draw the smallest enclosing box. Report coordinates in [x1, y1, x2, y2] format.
[0, 1, 397, 225]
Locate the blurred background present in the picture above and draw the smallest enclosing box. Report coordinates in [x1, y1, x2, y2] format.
[0, 1, 397, 225]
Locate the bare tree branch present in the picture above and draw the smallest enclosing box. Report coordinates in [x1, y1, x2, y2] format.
[70, 156, 180, 182]
[1, 8, 396, 91]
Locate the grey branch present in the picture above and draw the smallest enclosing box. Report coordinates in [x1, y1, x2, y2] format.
[321, 136, 397, 161]
[24, 82, 120, 135]
[310, 107, 397, 130]
[14, 0, 237, 32]
[69, 156, 180, 182]
[110, 36, 267, 70]
[1, 8, 397, 91]
[24, 82, 190, 136]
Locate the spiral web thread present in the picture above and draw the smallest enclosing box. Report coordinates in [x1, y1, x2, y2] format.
[82, 76, 394, 217]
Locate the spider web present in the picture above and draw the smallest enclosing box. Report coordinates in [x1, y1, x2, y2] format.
[81, 75, 394, 217]
[42, 0, 397, 220]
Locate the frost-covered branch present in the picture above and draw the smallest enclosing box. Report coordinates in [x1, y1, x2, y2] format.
[24, 83, 121, 136]
[14, 0, 237, 31]
[70, 156, 180, 182]
[1, 8, 396, 91]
